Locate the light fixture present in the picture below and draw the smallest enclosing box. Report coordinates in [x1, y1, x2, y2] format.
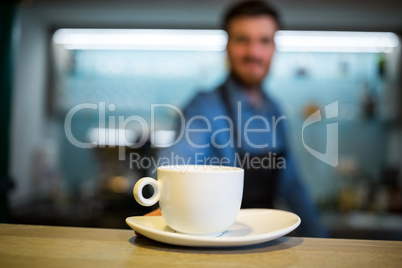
[151, 130, 177, 148]
[88, 127, 137, 146]
[53, 28, 399, 53]
[53, 29, 227, 51]
[274, 31, 399, 53]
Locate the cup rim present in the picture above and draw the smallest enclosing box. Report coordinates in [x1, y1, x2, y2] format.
[157, 164, 243, 173]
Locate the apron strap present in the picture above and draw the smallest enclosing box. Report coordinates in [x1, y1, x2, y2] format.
[217, 84, 284, 208]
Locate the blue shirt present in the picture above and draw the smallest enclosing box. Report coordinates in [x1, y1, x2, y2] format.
[159, 75, 328, 237]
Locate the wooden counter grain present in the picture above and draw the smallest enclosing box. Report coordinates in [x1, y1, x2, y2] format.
[0, 224, 401, 268]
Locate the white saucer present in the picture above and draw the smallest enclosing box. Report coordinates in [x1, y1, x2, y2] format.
[126, 209, 300, 247]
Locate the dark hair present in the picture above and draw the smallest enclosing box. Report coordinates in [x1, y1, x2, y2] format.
[222, 0, 281, 32]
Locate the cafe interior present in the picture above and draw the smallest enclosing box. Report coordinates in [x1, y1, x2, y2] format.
[1, 0, 402, 241]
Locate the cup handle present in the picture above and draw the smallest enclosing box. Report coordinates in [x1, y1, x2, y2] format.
[133, 177, 161, 207]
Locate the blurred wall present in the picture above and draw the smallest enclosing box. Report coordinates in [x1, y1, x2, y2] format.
[11, 7, 49, 206]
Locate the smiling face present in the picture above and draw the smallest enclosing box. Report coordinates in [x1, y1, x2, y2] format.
[226, 15, 278, 88]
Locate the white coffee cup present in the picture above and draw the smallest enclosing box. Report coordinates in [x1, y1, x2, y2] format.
[133, 165, 244, 236]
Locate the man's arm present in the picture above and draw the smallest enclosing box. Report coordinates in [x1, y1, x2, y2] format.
[277, 152, 328, 237]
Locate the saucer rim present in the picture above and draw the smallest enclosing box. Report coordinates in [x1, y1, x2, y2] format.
[126, 209, 301, 247]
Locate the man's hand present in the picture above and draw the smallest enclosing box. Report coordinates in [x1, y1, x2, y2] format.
[135, 208, 161, 237]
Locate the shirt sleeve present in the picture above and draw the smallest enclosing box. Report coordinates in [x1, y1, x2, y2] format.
[278, 154, 325, 236]
[276, 115, 328, 237]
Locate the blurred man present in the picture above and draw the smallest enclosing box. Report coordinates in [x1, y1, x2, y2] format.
[156, 0, 327, 237]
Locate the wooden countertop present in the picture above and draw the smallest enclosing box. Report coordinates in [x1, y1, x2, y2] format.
[1, 224, 401, 268]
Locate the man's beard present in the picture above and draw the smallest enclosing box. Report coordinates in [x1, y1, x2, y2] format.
[230, 56, 269, 90]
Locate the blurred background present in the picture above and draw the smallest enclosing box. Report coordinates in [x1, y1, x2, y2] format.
[1, 0, 402, 239]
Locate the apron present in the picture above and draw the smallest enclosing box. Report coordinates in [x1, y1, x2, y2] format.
[218, 85, 285, 209]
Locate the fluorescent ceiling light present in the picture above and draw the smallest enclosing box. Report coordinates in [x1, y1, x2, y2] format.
[53, 29, 227, 51]
[53, 29, 399, 53]
[151, 130, 177, 148]
[275, 31, 399, 53]
[88, 127, 137, 146]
